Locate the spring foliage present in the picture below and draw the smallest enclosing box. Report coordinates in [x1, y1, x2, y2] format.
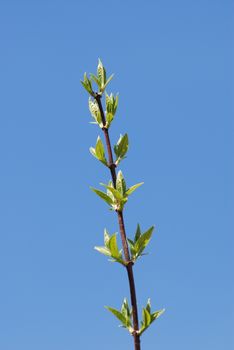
[81, 59, 164, 342]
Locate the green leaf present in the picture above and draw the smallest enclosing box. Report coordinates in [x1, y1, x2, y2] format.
[101, 183, 123, 201]
[105, 93, 118, 116]
[97, 58, 106, 89]
[106, 181, 115, 202]
[81, 81, 91, 95]
[95, 230, 125, 264]
[104, 228, 110, 246]
[134, 224, 141, 242]
[146, 298, 151, 314]
[116, 170, 127, 196]
[125, 182, 144, 196]
[113, 94, 119, 113]
[127, 238, 135, 246]
[151, 309, 165, 322]
[105, 92, 110, 108]
[114, 134, 129, 164]
[95, 136, 107, 166]
[139, 304, 165, 335]
[90, 73, 101, 88]
[108, 234, 120, 258]
[105, 92, 112, 113]
[88, 98, 102, 127]
[105, 306, 128, 327]
[102, 74, 114, 91]
[94, 246, 111, 257]
[81, 73, 94, 96]
[142, 308, 151, 328]
[110, 256, 126, 265]
[89, 146, 96, 158]
[127, 242, 136, 261]
[95, 136, 104, 158]
[135, 226, 154, 257]
[106, 112, 114, 127]
[90, 187, 113, 206]
[121, 299, 131, 327]
[126, 237, 135, 253]
[114, 137, 120, 156]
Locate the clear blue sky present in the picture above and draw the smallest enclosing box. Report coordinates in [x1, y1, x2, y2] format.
[0, 0, 233, 349]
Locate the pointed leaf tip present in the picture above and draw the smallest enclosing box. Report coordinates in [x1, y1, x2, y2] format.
[125, 182, 144, 196]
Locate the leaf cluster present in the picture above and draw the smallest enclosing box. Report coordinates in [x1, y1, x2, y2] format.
[139, 299, 165, 335]
[89, 136, 108, 166]
[94, 229, 125, 265]
[88, 98, 103, 128]
[105, 92, 118, 128]
[90, 59, 114, 94]
[81, 59, 119, 130]
[81, 59, 165, 340]
[127, 224, 154, 262]
[81, 59, 113, 97]
[91, 171, 143, 211]
[106, 298, 164, 336]
[114, 134, 129, 165]
[81, 72, 95, 97]
[106, 298, 134, 334]
[90, 134, 129, 167]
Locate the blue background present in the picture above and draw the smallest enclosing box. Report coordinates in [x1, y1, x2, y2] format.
[0, 0, 233, 349]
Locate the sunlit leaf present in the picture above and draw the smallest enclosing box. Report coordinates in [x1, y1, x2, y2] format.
[108, 234, 119, 258]
[94, 246, 111, 256]
[135, 226, 154, 257]
[105, 306, 128, 327]
[125, 182, 144, 196]
[90, 187, 113, 206]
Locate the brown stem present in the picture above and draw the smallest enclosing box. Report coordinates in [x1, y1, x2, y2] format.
[118, 210, 141, 350]
[95, 94, 117, 184]
[94, 94, 141, 350]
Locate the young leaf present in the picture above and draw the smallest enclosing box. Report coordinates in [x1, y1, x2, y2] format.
[106, 181, 115, 202]
[105, 93, 119, 116]
[127, 238, 137, 259]
[94, 246, 111, 257]
[97, 58, 106, 89]
[105, 306, 128, 327]
[90, 73, 101, 88]
[125, 182, 144, 196]
[113, 94, 119, 113]
[116, 170, 127, 196]
[106, 112, 114, 128]
[121, 298, 132, 327]
[135, 226, 154, 257]
[139, 301, 165, 335]
[95, 136, 108, 166]
[146, 298, 151, 314]
[104, 228, 110, 246]
[95, 230, 124, 264]
[105, 92, 112, 113]
[102, 74, 114, 91]
[151, 309, 165, 322]
[89, 146, 96, 158]
[134, 223, 141, 242]
[90, 187, 113, 206]
[142, 308, 151, 328]
[81, 81, 91, 95]
[95, 136, 104, 157]
[88, 98, 103, 127]
[108, 234, 120, 258]
[81, 73, 94, 96]
[89, 137, 108, 166]
[101, 183, 123, 201]
[114, 134, 129, 164]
